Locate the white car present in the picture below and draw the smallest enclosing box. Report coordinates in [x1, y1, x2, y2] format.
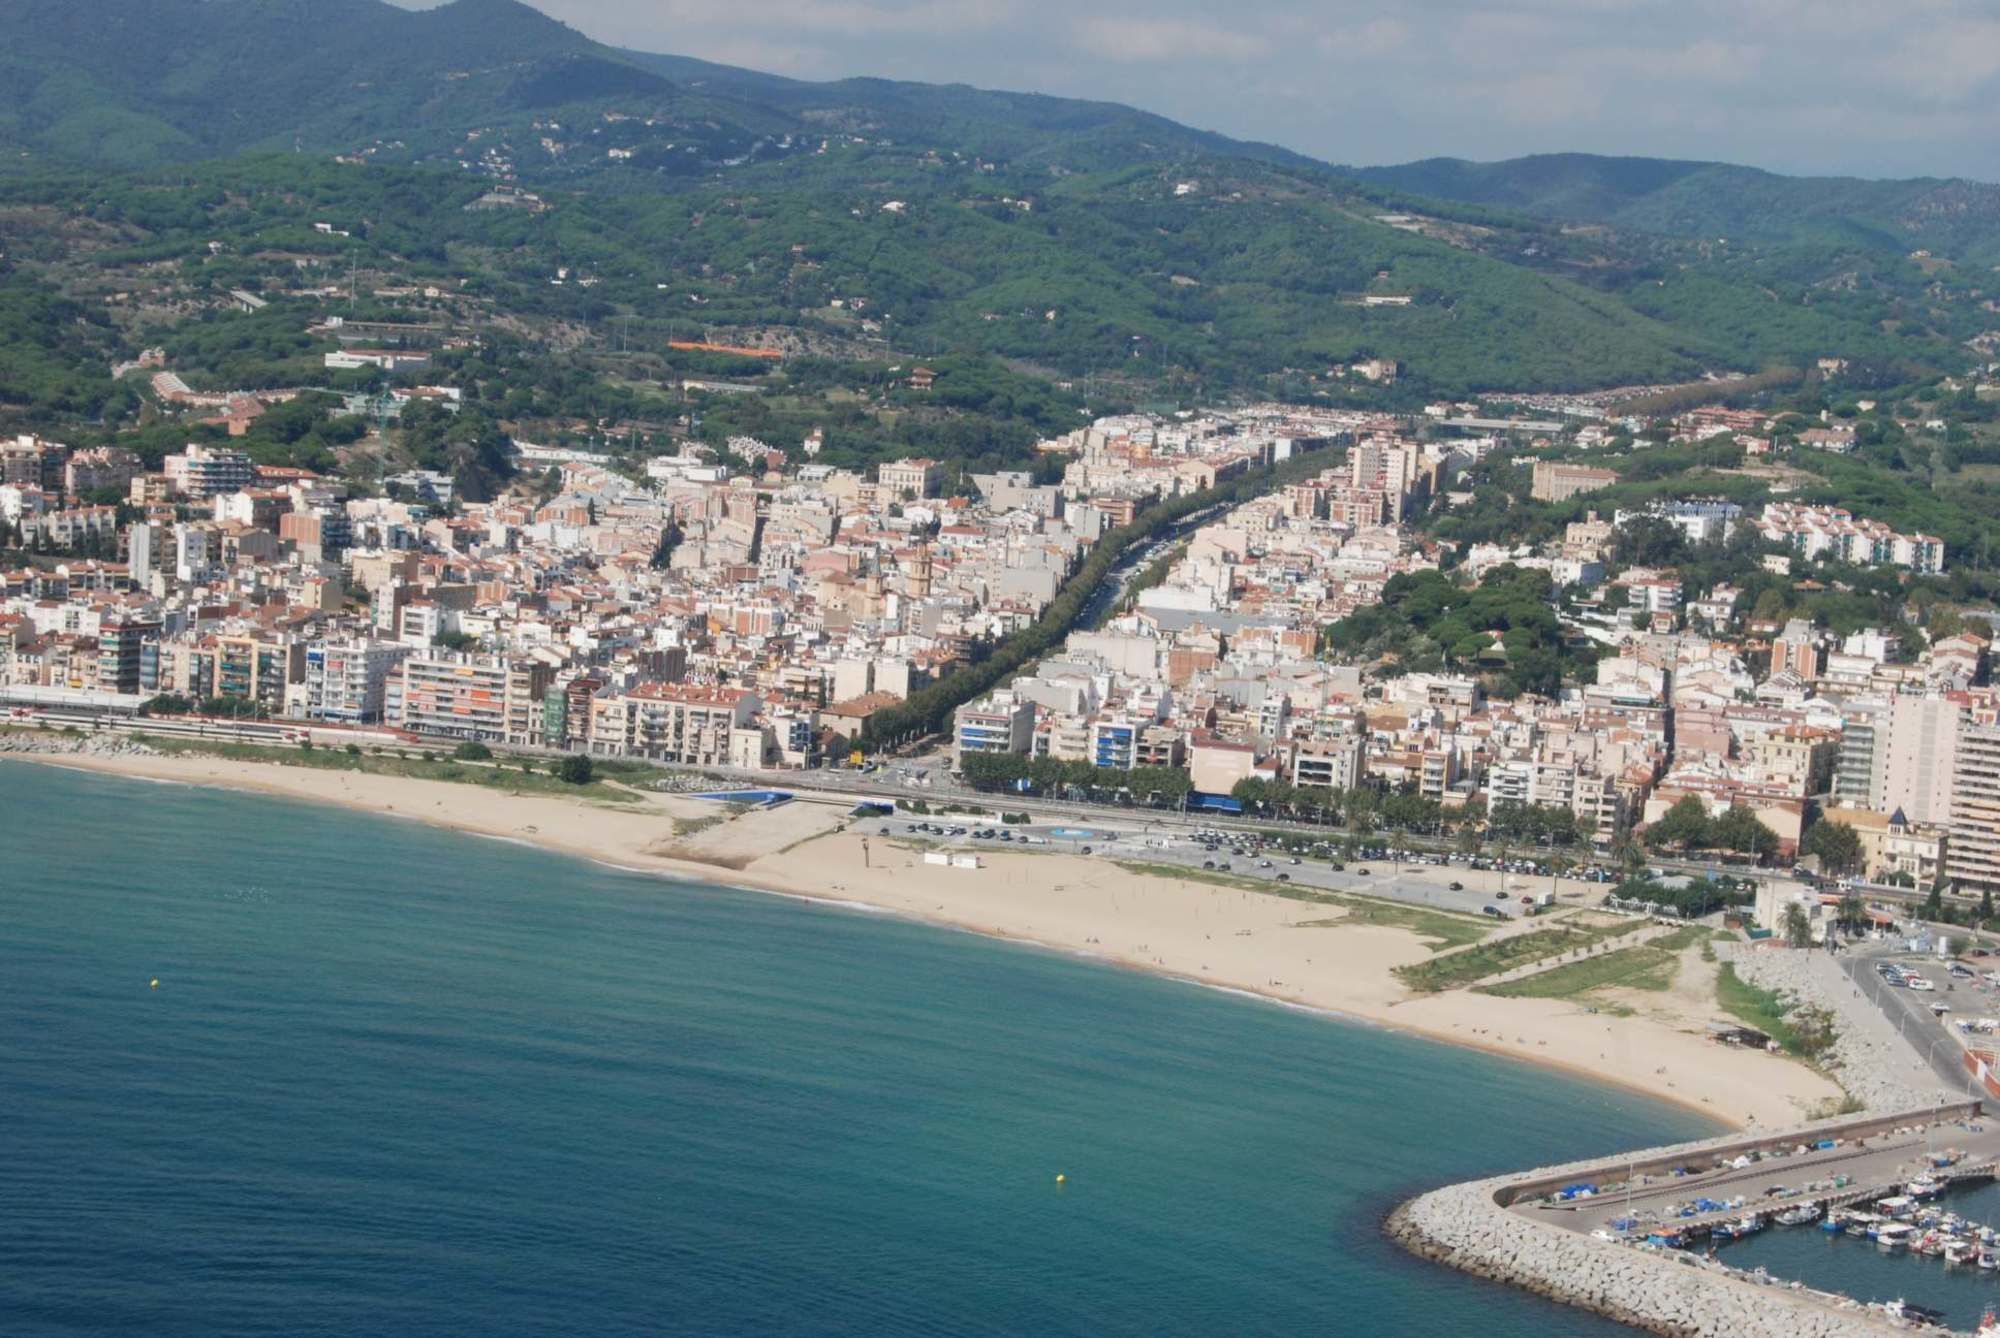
[1907, 976, 1936, 992]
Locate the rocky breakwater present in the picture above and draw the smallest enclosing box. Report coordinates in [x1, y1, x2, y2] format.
[1721, 943, 1956, 1113]
[1387, 1109, 1946, 1336]
[0, 731, 156, 759]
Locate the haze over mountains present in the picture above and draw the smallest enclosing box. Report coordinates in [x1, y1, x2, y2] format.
[4, 0, 2000, 395]
[4, 0, 1995, 254]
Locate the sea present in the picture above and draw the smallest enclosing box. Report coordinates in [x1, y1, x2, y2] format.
[0, 761, 1719, 1336]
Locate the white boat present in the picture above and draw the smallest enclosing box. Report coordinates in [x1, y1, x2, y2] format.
[1775, 1203, 1822, 1227]
[1908, 1176, 1946, 1199]
[1878, 1222, 1919, 1251]
[1946, 1239, 1981, 1265]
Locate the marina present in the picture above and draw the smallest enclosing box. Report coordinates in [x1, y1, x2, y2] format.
[1393, 1102, 2000, 1335]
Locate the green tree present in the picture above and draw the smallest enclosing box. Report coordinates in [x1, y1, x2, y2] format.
[557, 753, 594, 786]
[1838, 892, 1865, 934]
[1801, 819, 1862, 876]
[1713, 805, 1781, 863]
[1645, 797, 1712, 852]
[452, 741, 493, 761]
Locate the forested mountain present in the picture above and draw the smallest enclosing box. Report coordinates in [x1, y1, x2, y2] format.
[0, 0, 1312, 174]
[3, 0, 1999, 404]
[1347, 153, 2000, 262]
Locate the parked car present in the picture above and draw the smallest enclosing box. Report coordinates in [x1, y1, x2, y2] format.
[1448, 881, 1464, 892]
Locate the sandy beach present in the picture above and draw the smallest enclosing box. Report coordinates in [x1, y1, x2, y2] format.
[9, 747, 1842, 1128]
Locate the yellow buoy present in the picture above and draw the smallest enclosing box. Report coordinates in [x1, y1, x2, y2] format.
[1055, 1173, 1066, 1184]
[149, 979, 159, 989]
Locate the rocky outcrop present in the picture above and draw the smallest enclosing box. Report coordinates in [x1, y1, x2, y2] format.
[0, 731, 156, 758]
[1388, 1183, 1897, 1335]
[1721, 944, 1956, 1113]
[1387, 1108, 1964, 1335]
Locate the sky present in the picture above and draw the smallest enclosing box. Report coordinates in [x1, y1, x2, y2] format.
[408, 0, 2000, 179]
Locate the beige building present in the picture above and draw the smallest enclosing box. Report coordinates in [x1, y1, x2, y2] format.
[1883, 696, 1963, 825]
[1949, 721, 2000, 896]
[877, 457, 943, 500]
[1823, 805, 1947, 887]
[589, 682, 758, 765]
[1530, 460, 1618, 503]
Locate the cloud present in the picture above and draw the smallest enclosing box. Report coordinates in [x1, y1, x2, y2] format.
[1069, 14, 1274, 63]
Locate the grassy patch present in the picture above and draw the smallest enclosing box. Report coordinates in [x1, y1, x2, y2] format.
[1394, 927, 1592, 993]
[671, 814, 725, 839]
[1482, 942, 1680, 999]
[1571, 915, 1653, 948]
[1715, 962, 1803, 1053]
[1329, 899, 1491, 951]
[1111, 860, 1490, 951]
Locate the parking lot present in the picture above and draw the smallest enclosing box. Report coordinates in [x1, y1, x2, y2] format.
[1844, 946, 2000, 1095]
[873, 817, 1620, 921]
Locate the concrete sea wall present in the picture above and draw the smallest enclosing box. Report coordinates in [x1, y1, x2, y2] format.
[1387, 1106, 1978, 1335]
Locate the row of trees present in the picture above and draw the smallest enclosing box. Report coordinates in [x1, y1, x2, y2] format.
[862, 446, 1335, 746]
[962, 751, 1604, 848]
[1227, 777, 1454, 834]
[957, 752, 1193, 806]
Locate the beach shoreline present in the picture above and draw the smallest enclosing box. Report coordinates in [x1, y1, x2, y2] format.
[8, 747, 1840, 1129]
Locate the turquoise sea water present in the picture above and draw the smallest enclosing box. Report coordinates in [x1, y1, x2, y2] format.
[1719, 1180, 2000, 1326]
[0, 761, 1716, 1336]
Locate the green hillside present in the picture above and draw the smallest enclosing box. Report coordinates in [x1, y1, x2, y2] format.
[1349, 153, 2000, 261]
[0, 0, 1994, 402]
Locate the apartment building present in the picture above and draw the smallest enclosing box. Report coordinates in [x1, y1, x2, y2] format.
[589, 682, 757, 765]
[1758, 503, 1946, 573]
[1832, 697, 1890, 810]
[95, 617, 160, 696]
[297, 640, 413, 724]
[390, 654, 550, 743]
[162, 445, 256, 499]
[954, 691, 1036, 767]
[1949, 721, 2000, 896]
[1884, 695, 1964, 825]
[1292, 732, 1365, 791]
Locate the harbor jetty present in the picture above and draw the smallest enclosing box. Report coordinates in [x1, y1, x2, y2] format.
[1388, 1100, 1993, 1335]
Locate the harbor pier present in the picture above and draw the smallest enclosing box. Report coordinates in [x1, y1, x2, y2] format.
[1389, 1101, 1993, 1335]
